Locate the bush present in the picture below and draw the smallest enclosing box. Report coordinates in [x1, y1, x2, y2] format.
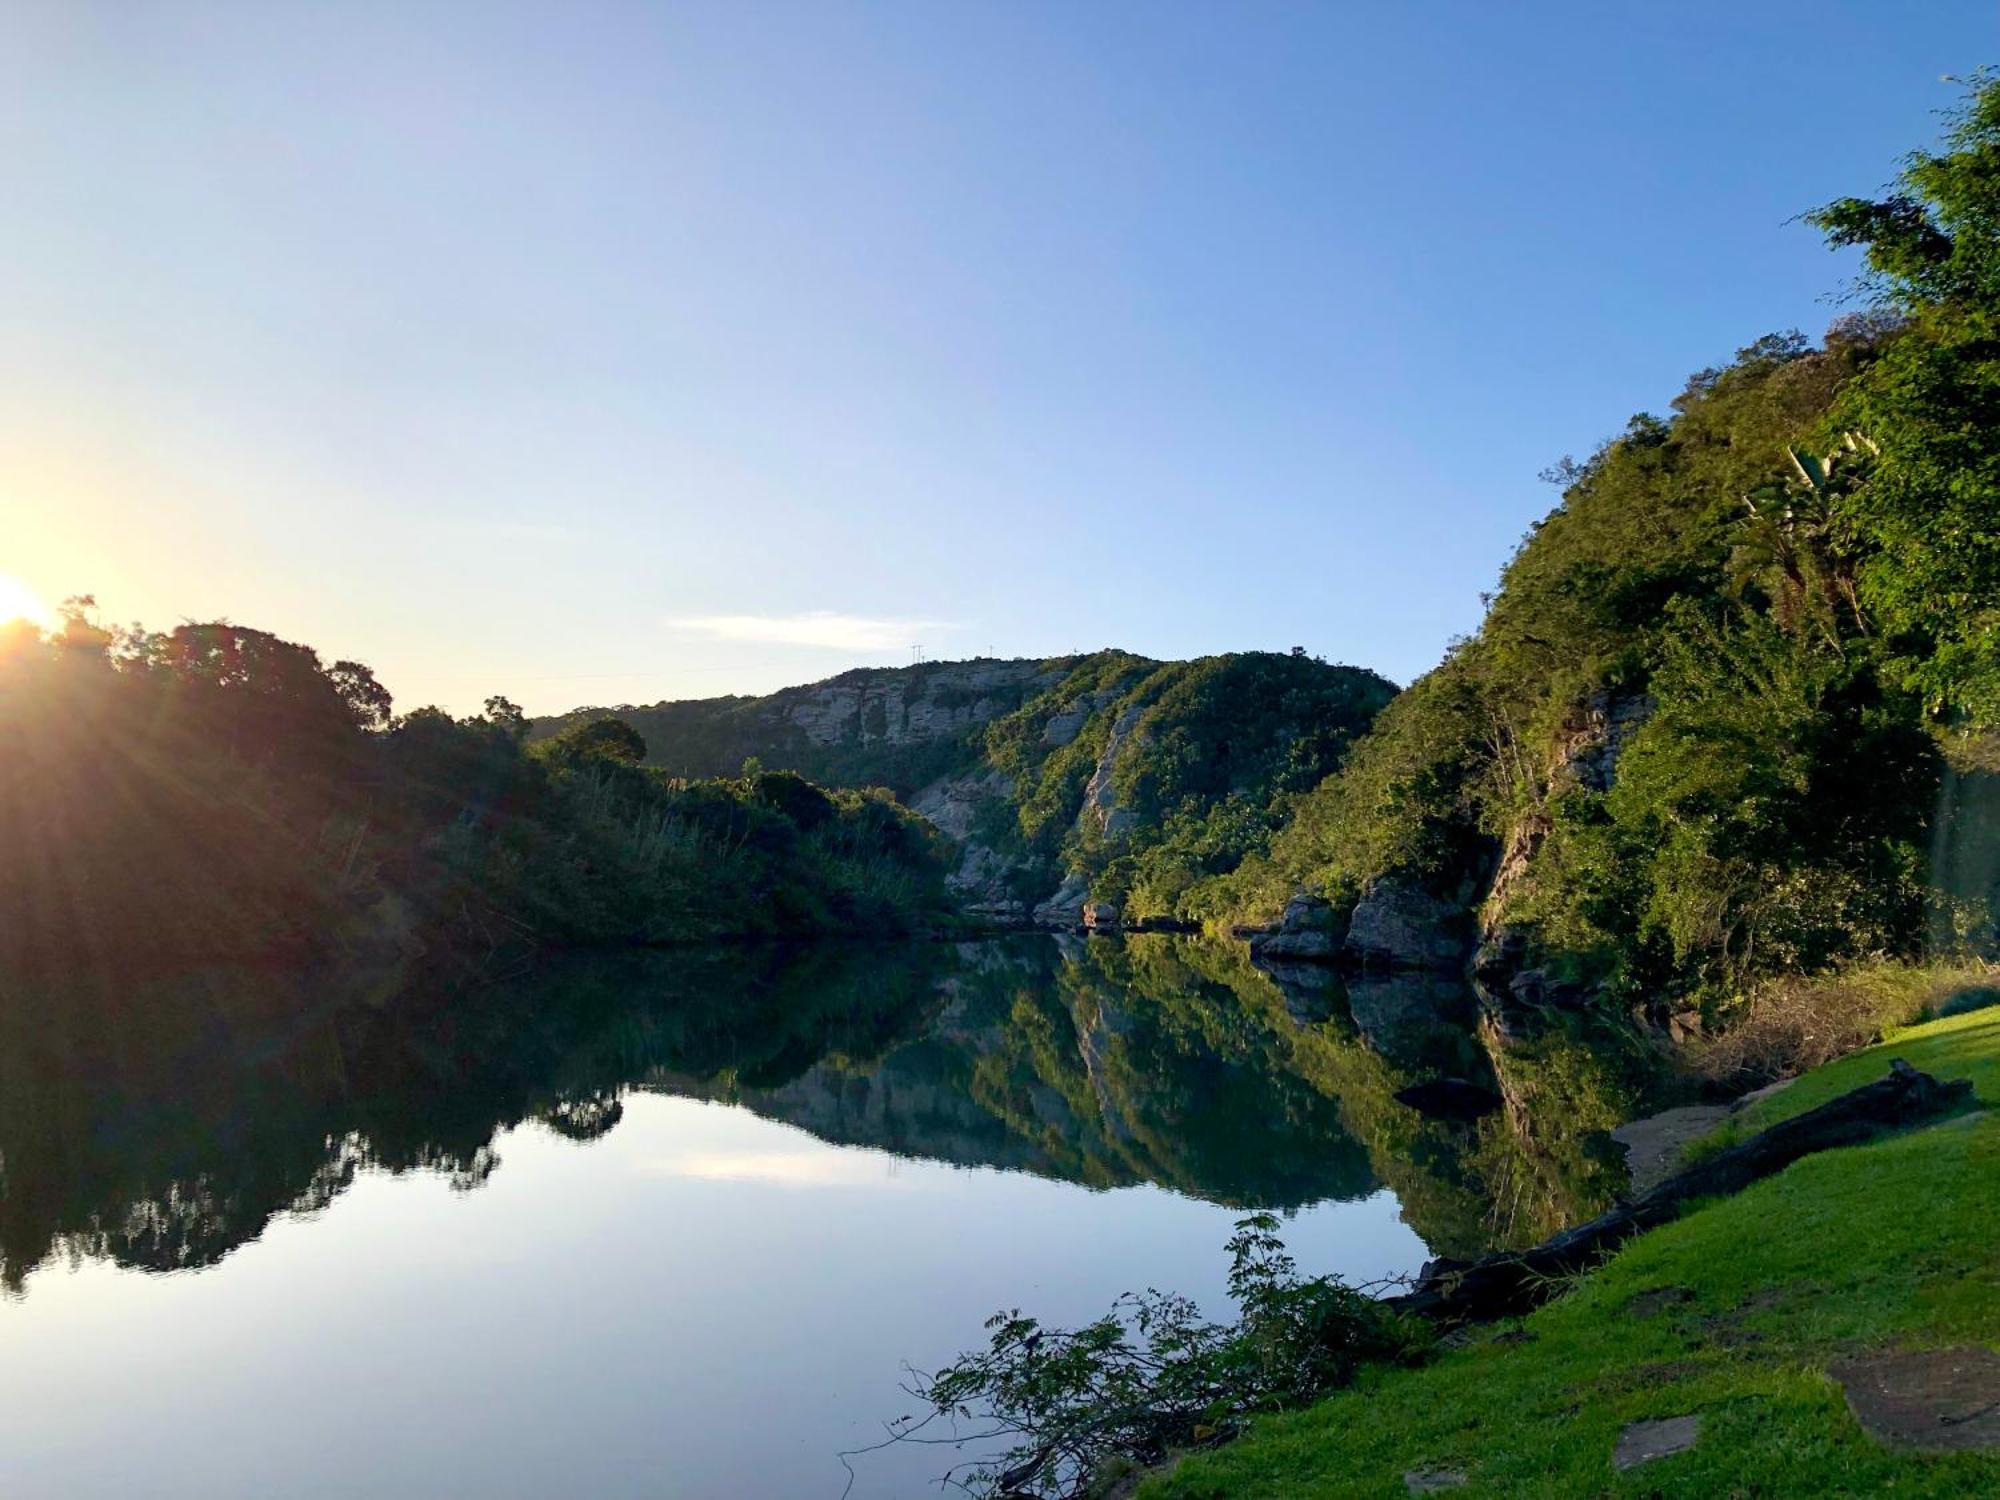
[885, 1215, 1423, 1499]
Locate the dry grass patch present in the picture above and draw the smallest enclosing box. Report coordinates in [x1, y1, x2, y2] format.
[1687, 959, 1997, 1091]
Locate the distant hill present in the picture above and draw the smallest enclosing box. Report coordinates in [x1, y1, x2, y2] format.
[535, 654, 1075, 794]
[536, 650, 1398, 923]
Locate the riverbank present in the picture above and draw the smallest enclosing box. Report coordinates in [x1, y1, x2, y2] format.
[1139, 1002, 2000, 1497]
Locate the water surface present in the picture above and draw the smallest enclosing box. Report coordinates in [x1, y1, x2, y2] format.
[0, 935, 1624, 1497]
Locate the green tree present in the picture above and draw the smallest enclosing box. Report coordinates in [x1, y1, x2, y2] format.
[1809, 72, 2000, 722]
[544, 715, 647, 766]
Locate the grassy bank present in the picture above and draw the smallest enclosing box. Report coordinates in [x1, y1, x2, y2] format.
[1142, 1004, 2000, 1498]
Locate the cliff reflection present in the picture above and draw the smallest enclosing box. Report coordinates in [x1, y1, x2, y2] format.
[0, 934, 1633, 1293]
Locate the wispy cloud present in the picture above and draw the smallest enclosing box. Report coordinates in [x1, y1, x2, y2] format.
[669, 611, 953, 652]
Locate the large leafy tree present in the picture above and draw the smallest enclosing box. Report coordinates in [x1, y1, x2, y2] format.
[1810, 73, 2000, 723]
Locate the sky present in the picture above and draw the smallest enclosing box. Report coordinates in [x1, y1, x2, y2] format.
[1, 2, 1994, 715]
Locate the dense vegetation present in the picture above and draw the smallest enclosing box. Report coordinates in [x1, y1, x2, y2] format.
[893, 1213, 1423, 1499]
[544, 649, 1397, 923]
[1190, 78, 2000, 1022]
[977, 650, 1398, 918]
[0, 607, 952, 975]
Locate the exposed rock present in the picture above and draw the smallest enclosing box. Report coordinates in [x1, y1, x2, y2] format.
[1611, 1077, 1802, 1201]
[1040, 700, 1092, 747]
[1253, 927, 1337, 960]
[1564, 690, 1655, 795]
[1281, 891, 1331, 928]
[909, 769, 1034, 919]
[947, 842, 1031, 922]
[1610, 1104, 1734, 1196]
[1039, 686, 1122, 748]
[1612, 1414, 1701, 1470]
[1247, 891, 1349, 962]
[1033, 872, 1090, 928]
[1471, 690, 1653, 1012]
[1083, 704, 1145, 840]
[1344, 878, 1469, 969]
[1083, 901, 1121, 931]
[1832, 1346, 2000, 1452]
[909, 768, 1012, 842]
[783, 659, 1063, 748]
[1667, 1007, 1707, 1044]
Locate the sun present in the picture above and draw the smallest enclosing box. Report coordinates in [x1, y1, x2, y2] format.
[0, 573, 50, 629]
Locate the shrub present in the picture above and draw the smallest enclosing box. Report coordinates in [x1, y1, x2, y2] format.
[884, 1215, 1422, 1499]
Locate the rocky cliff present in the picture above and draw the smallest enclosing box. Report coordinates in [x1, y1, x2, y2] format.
[540, 650, 1399, 928]
[535, 656, 1068, 795]
[1469, 690, 1654, 1029]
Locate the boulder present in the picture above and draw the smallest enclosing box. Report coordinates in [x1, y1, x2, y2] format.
[1251, 927, 1337, 960]
[1033, 872, 1089, 928]
[1082, 901, 1121, 931]
[1248, 891, 1346, 963]
[1344, 877, 1468, 969]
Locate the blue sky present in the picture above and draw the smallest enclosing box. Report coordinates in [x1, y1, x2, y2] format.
[2, 2, 1993, 713]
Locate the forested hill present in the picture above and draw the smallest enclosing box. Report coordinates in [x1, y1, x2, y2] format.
[538, 651, 1399, 924]
[1190, 78, 2000, 1027]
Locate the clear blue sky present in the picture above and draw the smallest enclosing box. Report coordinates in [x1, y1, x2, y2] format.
[3, 2, 1993, 713]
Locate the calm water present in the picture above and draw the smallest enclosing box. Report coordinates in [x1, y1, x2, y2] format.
[0, 935, 1626, 1498]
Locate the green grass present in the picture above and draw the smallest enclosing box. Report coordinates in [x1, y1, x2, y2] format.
[1727, 1003, 2000, 1133]
[1141, 1007, 2000, 1497]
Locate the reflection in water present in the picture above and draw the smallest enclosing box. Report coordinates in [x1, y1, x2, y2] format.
[0, 934, 1634, 1296]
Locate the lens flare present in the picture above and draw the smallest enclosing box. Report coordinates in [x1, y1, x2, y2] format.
[0, 574, 49, 628]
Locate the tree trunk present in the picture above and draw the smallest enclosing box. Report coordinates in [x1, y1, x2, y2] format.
[1389, 1060, 1973, 1326]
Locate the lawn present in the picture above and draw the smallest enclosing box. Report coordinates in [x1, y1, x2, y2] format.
[1141, 1006, 2000, 1497]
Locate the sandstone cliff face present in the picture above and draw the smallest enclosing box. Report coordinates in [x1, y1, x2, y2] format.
[909, 769, 1032, 919]
[781, 659, 1064, 748]
[534, 656, 1070, 795]
[911, 669, 1167, 924]
[908, 767, 1011, 843]
[1081, 703, 1145, 840]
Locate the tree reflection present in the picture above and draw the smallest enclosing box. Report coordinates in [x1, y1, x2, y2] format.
[0, 934, 1635, 1294]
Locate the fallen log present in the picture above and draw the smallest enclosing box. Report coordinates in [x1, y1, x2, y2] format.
[1388, 1059, 1973, 1326]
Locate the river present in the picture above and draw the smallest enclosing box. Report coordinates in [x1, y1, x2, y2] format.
[0, 934, 1630, 1497]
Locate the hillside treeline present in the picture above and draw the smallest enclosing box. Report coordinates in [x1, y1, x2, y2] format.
[1198, 77, 2000, 1014]
[0, 609, 951, 974]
